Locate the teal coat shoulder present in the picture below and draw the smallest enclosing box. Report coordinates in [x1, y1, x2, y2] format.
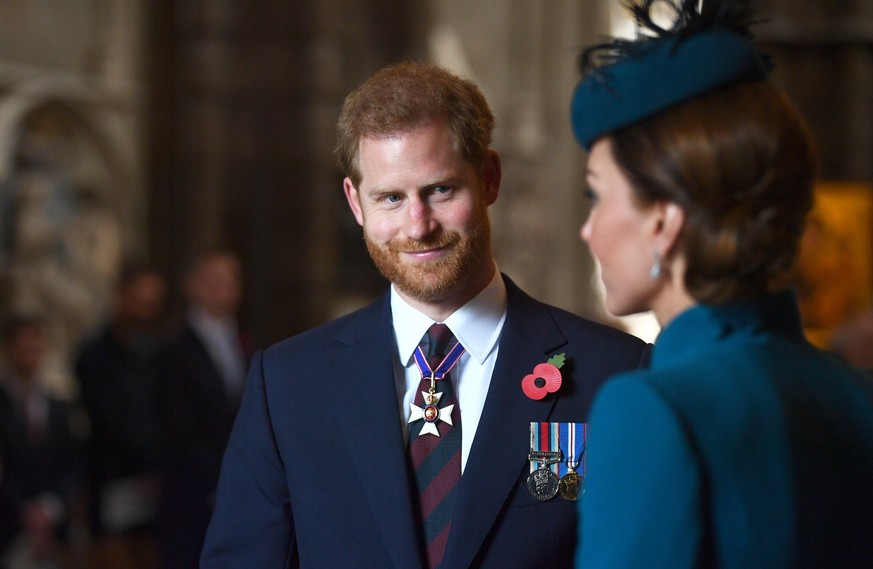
[577, 290, 873, 569]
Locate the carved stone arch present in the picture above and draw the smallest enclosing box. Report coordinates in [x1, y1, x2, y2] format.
[0, 76, 140, 397]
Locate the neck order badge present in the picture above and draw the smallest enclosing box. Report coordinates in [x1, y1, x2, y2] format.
[408, 325, 466, 437]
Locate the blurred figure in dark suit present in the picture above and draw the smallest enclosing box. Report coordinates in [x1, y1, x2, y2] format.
[154, 247, 254, 569]
[0, 314, 84, 569]
[75, 263, 167, 569]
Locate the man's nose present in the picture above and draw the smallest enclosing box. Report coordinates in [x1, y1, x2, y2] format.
[404, 197, 436, 240]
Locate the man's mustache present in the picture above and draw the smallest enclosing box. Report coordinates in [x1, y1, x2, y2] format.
[387, 233, 460, 254]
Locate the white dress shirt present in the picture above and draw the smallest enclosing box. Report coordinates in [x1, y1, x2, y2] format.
[187, 307, 246, 396]
[391, 266, 507, 473]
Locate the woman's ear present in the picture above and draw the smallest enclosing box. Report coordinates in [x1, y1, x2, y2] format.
[654, 201, 685, 256]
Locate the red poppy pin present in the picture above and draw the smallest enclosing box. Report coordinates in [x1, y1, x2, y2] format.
[521, 353, 566, 400]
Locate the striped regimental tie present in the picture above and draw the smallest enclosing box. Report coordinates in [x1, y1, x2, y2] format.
[408, 323, 463, 568]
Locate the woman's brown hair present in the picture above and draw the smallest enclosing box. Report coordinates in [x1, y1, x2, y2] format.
[608, 80, 819, 303]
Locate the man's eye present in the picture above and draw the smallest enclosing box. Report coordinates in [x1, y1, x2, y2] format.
[433, 185, 452, 195]
[583, 188, 598, 204]
[385, 194, 402, 203]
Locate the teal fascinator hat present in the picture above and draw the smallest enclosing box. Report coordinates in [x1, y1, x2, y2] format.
[571, 0, 772, 151]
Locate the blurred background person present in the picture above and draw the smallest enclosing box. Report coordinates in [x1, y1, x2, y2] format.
[74, 263, 167, 569]
[0, 315, 84, 569]
[153, 247, 254, 569]
[569, 0, 873, 567]
[829, 308, 873, 373]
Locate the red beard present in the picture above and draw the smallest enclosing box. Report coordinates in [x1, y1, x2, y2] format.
[365, 214, 492, 304]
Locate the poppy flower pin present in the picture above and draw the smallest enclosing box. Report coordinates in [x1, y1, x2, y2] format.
[521, 353, 566, 400]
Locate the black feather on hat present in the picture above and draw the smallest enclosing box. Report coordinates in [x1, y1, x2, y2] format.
[571, 0, 771, 150]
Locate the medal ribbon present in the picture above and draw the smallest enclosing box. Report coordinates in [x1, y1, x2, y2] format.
[560, 422, 587, 478]
[530, 422, 561, 475]
[530, 422, 587, 476]
[413, 340, 466, 383]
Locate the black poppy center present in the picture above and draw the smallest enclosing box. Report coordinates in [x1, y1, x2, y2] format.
[534, 377, 546, 388]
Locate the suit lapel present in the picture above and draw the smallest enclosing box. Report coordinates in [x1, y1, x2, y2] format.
[441, 279, 568, 568]
[333, 295, 425, 569]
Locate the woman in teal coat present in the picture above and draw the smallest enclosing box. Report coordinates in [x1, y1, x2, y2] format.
[570, 1, 873, 567]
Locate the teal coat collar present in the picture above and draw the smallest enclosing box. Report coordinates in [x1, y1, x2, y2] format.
[653, 289, 806, 369]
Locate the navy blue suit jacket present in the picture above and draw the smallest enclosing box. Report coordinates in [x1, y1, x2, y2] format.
[201, 276, 649, 568]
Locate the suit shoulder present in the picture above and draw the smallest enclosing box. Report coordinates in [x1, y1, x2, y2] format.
[557, 306, 644, 345]
[533, 300, 649, 358]
[503, 277, 649, 373]
[155, 324, 203, 364]
[504, 275, 646, 350]
[263, 294, 387, 358]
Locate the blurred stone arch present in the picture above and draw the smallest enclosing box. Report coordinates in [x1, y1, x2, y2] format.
[0, 75, 142, 397]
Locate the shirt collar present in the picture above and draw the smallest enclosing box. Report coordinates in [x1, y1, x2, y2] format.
[391, 266, 507, 367]
[187, 306, 237, 336]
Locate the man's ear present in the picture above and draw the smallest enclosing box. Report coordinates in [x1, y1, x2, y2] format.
[343, 177, 364, 227]
[481, 149, 501, 205]
[654, 201, 685, 256]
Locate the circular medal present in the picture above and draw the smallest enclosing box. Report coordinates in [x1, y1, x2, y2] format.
[558, 471, 584, 501]
[526, 467, 559, 501]
[423, 404, 440, 423]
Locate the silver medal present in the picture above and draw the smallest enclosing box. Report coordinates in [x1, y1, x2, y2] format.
[526, 450, 563, 501]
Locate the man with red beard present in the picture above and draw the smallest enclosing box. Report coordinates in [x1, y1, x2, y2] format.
[201, 62, 649, 569]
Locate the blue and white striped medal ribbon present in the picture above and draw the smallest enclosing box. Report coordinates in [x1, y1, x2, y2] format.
[558, 422, 586, 501]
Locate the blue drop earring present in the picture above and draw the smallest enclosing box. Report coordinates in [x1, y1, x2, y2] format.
[650, 251, 662, 280]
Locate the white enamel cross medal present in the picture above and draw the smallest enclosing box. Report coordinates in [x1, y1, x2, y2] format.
[408, 340, 465, 437]
[408, 374, 455, 437]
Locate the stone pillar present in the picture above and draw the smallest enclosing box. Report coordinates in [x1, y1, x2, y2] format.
[428, 0, 609, 320]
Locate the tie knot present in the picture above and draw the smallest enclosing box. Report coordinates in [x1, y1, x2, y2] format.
[424, 323, 454, 362]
